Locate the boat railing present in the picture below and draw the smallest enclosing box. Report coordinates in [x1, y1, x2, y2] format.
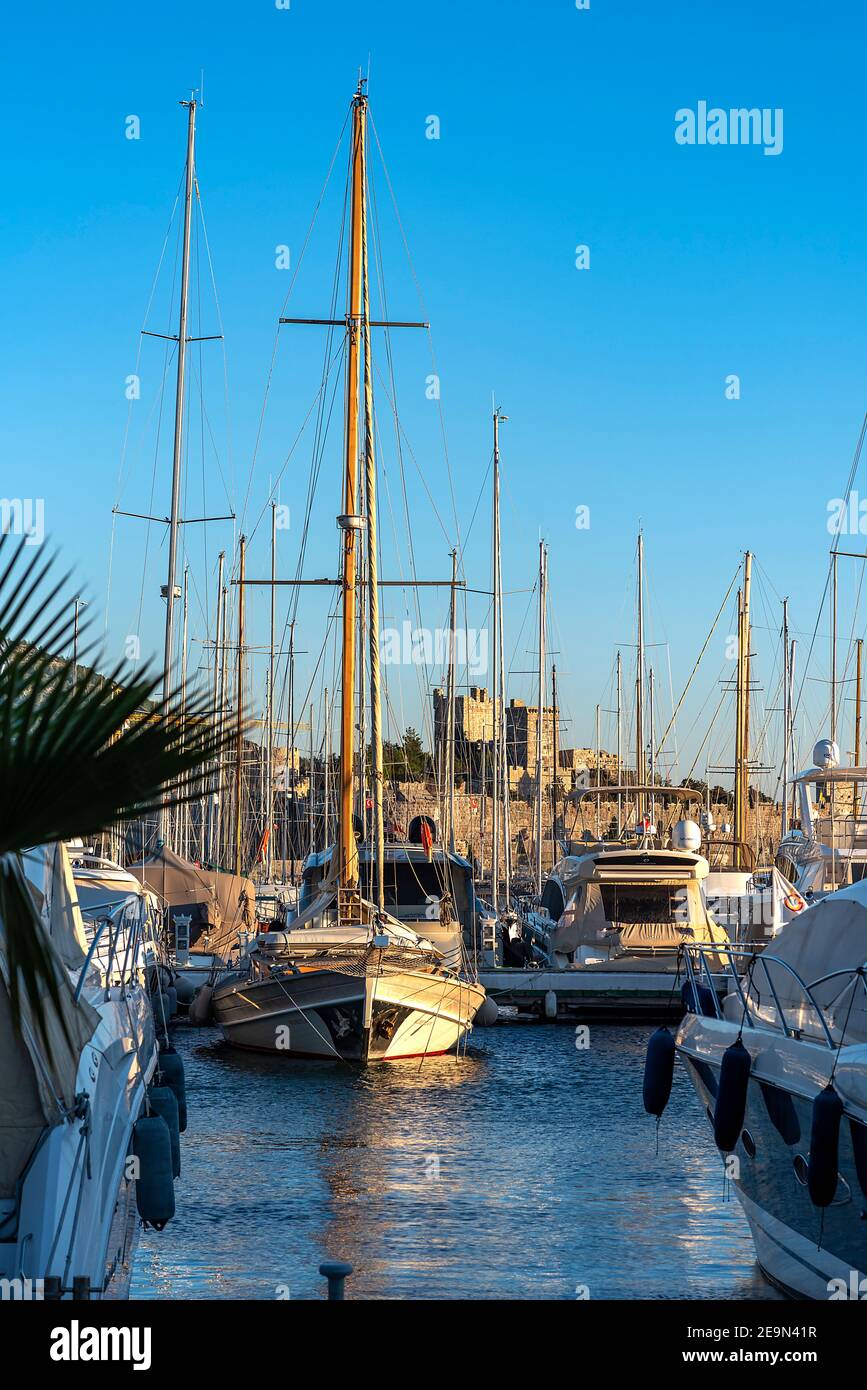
[74, 896, 145, 1000]
[682, 942, 867, 1050]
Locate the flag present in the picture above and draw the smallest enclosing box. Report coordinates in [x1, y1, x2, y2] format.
[420, 819, 433, 861]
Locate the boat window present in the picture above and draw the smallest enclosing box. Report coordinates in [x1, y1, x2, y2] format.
[599, 884, 686, 925]
[360, 860, 451, 907]
[540, 878, 565, 920]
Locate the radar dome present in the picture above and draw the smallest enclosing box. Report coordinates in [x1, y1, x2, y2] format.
[671, 819, 702, 853]
[812, 739, 840, 771]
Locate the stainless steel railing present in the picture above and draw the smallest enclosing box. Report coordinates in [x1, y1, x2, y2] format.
[681, 942, 867, 1050]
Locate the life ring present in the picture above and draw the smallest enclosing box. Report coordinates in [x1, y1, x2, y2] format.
[784, 892, 805, 913]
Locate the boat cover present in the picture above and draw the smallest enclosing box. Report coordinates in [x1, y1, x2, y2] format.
[733, 881, 867, 1043]
[127, 845, 255, 952]
[0, 845, 98, 1198]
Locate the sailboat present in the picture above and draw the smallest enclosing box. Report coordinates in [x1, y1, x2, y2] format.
[212, 81, 486, 1061]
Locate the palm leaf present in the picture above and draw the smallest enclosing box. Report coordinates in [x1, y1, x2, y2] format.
[0, 533, 238, 1052]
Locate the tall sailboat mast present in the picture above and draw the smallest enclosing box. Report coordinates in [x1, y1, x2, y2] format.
[636, 532, 646, 824]
[491, 407, 505, 913]
[266, 501, 277, 880]
[158, 97, 196, 847]
[733, 550, 753, 869]
[535, 540, 547, 896]
[209, 549, 225, 864]
[336, 85, 367, 893]
[445, 547, 458, 855]
[360, 105, 386, 911]
[616, 650, 623, 836]
[234, 534, 246, 876]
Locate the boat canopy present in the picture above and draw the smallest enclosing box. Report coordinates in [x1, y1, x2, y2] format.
[733, 880, 867, 1043]
[546, 849, 727, 955]
[127, 846, 255, 951]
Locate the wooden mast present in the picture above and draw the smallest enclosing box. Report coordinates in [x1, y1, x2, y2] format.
[445, 548, 458, 855]
[337, 84, 366, 894]
[360, 100, 385, 911]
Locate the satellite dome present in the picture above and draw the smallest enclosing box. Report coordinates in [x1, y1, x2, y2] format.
[671, 819, 702, 853]
[812, 738, 840, 771]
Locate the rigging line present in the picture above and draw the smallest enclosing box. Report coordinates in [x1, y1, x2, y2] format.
[365, 173, 428, 668]
[368, 111, 465, 563]
[248, 154, 351, 562]
[683, 687, 730, 789]
[111, 182, 184, 650]
[194, 178, 234, 511]
[793, 412, 867, 734]
[131, 339, 176, 668]
[185, 349, 233, 510]
[655, 564, 740, 763]
[129, 195, 185, 667]
[247, 336, 348, 554]
[463, 451, 494, 552]
[269, 340, 348, 747]
[237, 106, 352, 542]
[369, 357, 452, 544]
[112, 178, 184, 511]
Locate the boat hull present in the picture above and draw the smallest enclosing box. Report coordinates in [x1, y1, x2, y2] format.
[678, 1014, 867, 1300]
[213, 966, 485, 1063]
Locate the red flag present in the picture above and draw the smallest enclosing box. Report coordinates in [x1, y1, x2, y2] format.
[420, 819, 433, 861]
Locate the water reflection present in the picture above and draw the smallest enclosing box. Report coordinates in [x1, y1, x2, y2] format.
[132, 1024, 779, 1300]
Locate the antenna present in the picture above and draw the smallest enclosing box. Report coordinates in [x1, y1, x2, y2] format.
[200, 69, 205, 107]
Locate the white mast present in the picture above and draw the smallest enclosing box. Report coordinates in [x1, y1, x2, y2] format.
[491, 407, 506, 912]
[534, 540, 547, 896]
[636, 531, 645, 826]
[616, 650, 623, 837]
[266, 501, 277, 880]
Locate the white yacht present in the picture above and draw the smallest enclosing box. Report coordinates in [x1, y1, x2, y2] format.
[674, 883, 867, 1299]
[513, 819, 730, 1019]
[0, 842, 164, 1299]
[776, 745, 867, 899]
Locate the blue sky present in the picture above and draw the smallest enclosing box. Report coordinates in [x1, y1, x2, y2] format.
[3, 0, 866, 787]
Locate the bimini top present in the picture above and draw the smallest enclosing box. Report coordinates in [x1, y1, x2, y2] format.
[792, 765, 867, 784]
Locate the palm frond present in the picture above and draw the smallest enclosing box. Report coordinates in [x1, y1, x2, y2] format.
[0, 533, 238, 1048]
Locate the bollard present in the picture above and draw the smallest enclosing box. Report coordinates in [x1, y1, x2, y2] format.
[72, 1276, 91, 1300]
[43, 1276, 62, 1301]
[319, 1261, 353, 1300]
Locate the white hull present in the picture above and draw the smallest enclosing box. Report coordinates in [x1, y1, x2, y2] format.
[214, 965, 484, 1063]
[0, 985, 156, 1299]
[677, 1013, 867, 1300]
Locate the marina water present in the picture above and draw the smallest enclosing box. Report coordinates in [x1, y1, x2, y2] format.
[132, 1023, 779, 1300]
